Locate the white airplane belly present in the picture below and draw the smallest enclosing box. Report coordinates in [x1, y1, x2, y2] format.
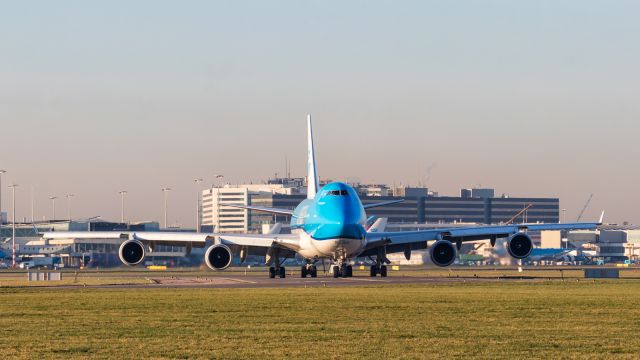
[297, 231, 365, 259]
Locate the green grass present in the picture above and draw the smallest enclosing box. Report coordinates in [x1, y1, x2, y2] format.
[1, 281, 640, 359]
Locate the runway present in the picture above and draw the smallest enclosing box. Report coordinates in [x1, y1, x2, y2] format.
[2, 266, 605, 290]
[86, 273, 542, 289]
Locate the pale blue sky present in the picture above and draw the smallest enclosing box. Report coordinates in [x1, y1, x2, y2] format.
[0, 1, 638, 226]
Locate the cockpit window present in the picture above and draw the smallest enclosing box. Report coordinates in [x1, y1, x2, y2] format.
[325, 190, 348, 196]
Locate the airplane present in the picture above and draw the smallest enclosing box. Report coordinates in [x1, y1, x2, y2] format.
[483, 239, 582, 265]
[41, 115, 601, 278]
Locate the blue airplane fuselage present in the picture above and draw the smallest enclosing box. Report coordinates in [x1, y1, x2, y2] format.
[291, 182, 367, 258]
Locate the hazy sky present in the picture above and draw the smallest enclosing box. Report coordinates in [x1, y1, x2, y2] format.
[1, 1, 638, 227]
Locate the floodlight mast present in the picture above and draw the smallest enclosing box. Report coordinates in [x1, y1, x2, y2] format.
[161, 188, 172, 229]
[49, 196, 58, 220]
[65, 194, 74, 220]
[0, 170, 6, 225]
[119, 191, 128, 223]
[194, 179, 203, 232]
[9, 184, 18, 268]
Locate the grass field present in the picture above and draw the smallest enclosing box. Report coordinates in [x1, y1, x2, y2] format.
[2, 280, 640, 359]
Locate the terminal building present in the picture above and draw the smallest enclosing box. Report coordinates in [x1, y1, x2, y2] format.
[594, 225, 640, 262]
[201, 181, 306, 233]
[0, 220, 190, 267]
[201, 180, 560, 233]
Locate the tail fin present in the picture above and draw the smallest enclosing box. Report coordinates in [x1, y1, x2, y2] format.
[307, 114, 319, 199]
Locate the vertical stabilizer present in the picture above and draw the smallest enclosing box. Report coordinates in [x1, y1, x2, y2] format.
[307, 114, 319, 199]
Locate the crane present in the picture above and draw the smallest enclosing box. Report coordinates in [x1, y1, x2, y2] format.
[576, 194, 593, 222]
[505, 204, 533, 225]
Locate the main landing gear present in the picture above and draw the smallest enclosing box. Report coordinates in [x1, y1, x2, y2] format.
[269, 266, 286, 278]
[369, 250, 388, 277]
[369, 264, 387, 277]
[268, 248, 287, 278]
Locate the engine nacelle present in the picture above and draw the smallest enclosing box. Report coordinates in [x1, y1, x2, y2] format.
[507, 233, 533, 259]
[119, 239, 145, 266]
[430, 240, 457, 267]
[205, 244, 233, 270]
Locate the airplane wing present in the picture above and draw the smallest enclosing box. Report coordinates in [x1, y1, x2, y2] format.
[362, 222, 600, 255]
[362, 199, 404, 209]
[221, 204, 294, 216]
[41, 231, 300, 251]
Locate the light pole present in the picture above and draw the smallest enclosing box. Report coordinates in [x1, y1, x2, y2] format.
[30, 186, 35, 223]
[119, 191, 128, 223]
[0, 170, 6, 225]
[65, 194, 74, 221]
[9, 184, 18, 268]
[194, 178, 203, 232]
[49, 196, 57, 220]
[161, 187, 171, 229]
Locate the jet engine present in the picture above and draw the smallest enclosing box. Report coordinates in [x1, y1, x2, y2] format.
[205, 244, 233, 270]
[119, 239, 145, 266]
[507, 233, 533, 259]
[430, 240, 457, 267]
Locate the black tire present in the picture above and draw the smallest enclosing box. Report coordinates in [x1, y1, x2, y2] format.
[370, 265, 378, 277]
[346, 265, 353, 277]
[311, 266, 318, 278]
[301, 266, 307, 278]
[279, 266, 286, 278]
[269, 267, 276, 279]
[332, 265, 340, 278]
[380, 265, 388, 277]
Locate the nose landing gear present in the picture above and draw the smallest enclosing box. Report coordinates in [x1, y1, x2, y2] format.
[300, 263, 318, 278]
[331, 260, 353, 278]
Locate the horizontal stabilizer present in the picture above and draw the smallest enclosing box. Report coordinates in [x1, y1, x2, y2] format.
[367, 217, 388, 233]
[222, 203, 294, 216]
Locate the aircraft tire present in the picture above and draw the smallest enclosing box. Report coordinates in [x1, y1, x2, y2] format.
[311, 266, 318, 278]
[301, 266, 307, 278]
[279, 267, 286, 278]
[370, 265, 378, 277]
[346, 265, 353, 277]
[332, 265, 340, 278]
[269, 267, 276, 279]
[380, 265, 388, 277]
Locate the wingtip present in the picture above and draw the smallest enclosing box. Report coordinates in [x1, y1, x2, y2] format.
[598, 210, 605, 224]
